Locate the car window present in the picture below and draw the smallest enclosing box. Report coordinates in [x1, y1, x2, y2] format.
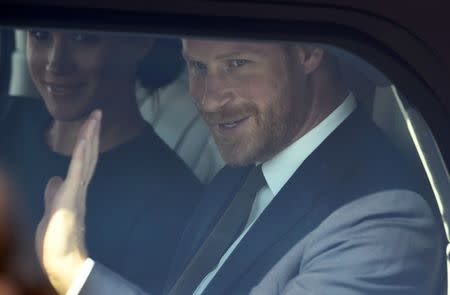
[0, 27, 448, 295]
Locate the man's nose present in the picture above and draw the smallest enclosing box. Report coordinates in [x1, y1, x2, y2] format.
[196, 72, 233, 112]
[45, 38, 72, 74]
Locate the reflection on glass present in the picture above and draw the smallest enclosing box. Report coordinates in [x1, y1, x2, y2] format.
[0, 28, 446, 295]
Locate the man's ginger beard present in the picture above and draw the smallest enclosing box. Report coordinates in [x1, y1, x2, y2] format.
[202, 91, 303, 166]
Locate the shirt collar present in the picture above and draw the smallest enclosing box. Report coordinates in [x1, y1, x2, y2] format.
[261, 93, 357, 196]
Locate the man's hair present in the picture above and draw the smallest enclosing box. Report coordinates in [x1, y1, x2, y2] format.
[283, 42, 344, 84]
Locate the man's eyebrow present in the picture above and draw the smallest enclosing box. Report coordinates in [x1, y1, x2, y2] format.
[182, 48, 267, 61]
[214, 49, 266, 59]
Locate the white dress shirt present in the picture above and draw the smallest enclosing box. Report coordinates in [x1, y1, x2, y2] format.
[67, 93, 356, 295]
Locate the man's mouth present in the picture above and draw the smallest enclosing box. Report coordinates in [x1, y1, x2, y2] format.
[216, 117, 249, 131]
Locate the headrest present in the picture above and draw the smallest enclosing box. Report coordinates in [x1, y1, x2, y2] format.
[323, 44, 391, 87]
[136, 38, 185, 91]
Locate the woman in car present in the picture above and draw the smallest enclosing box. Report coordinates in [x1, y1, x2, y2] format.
[1, 30, 201, 294]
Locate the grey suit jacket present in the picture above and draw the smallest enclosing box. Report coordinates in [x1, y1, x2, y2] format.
[250, 190, 443, 294]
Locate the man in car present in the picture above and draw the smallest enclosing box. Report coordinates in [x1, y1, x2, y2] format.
[35, 39, 445, 294]
[0, 30, 201, 294]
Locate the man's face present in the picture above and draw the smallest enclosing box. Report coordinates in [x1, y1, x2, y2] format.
[27, 30, 149, 121]
[183, 40, 314, 166]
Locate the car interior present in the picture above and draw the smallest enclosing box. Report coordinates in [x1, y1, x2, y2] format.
[0, 19, 449, 294]
[3, 30, 426, 180]
[6, 29, 225, 184]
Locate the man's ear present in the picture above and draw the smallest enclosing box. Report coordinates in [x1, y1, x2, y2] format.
[296, 46, 324, 75]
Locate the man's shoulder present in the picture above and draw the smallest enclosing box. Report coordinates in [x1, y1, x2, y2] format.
[315, 189, 436, 238]
[251, 188, 445, 295]
[287, 108, 438, 229]
[320, 109, 426, 191]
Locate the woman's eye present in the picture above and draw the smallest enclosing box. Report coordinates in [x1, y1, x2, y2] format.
[29, 30, 50, 41]
[71, 33, 100, 44]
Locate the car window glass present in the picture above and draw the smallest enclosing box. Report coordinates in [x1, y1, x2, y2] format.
[0, 27, 447, 294]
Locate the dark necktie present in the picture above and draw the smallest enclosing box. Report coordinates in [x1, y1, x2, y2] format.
[168, 165, 266, 295]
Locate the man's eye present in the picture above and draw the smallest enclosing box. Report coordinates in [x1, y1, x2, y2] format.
[71, 33, 100, 44]
[229, 59, 249, 68]
[29, 30, 50, 41]
[189, 61, 207, 72]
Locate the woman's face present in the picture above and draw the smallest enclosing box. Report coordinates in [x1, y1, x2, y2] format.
[26, 30, 150, 121]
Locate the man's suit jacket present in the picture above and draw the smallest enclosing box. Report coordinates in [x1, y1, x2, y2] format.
[80, 109, 446, 295]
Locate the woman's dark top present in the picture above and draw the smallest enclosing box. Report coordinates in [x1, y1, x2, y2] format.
[1, 98, 202, 293]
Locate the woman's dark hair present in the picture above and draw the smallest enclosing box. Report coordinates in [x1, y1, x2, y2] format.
[136, 37, 185, 91]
